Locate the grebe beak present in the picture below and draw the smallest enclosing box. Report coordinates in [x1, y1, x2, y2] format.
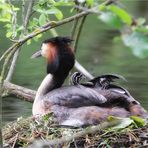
[31, 50, 42, 59]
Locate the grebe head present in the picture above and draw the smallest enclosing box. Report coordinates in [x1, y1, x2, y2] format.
[31, 36, 75, 76]
[31, 36, 73, 59]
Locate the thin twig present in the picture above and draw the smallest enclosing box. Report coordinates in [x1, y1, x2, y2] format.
[71, 18, 80, 40]
[70, 2, 82, 40]
[75, 0, 117, 14]
[0, 43, 18, 62]
[69, 4, 93, 78]
[8, 0, 17, 39]
[6, 0, 35, 81]
[5, 49, 21, 81]
[22, 0, 25, 32]
[1, 49, 16, 83]
[12, 133, 19, 148]
[75, 5, 100, 14]
[73, 15, 87, 53]
[75, 61, 94, 79]
[24, 0, 34, 33]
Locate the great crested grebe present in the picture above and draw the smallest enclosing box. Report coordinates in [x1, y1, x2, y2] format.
[32, 36, 148, 127]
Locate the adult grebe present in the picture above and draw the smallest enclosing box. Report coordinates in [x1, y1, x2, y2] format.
[32, 37, 148, 127]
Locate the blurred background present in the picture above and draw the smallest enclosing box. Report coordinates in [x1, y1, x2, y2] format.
[1, 0, 148, 124]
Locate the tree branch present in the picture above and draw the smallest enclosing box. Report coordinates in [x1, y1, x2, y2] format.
[70, 2, 83, 40]
[5, 49, 20, 81]
[23, 0, 35, 33]
[3, 81, 35, 103]
[75, 61, 94, 79]
[70, 18, 80, 40]
[0, 49, 16, 83]
[6, 0, 35, 81]
[73, 15, 87, 53]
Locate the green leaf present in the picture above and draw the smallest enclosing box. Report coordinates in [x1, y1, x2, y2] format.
[33, 4, 42, 11]
[6, 32, 12, 38]
[27, 39, 31, 45]
[53, 1, 74, 6]
[108, 116, 134, 130]
[108, 5, 132, 25]
[34, 34, 42, 42]
[5, 23, 11, 28]
[122, 32, 148, 58]
[130, 116, 146, 127]
[98, 4, 106, 11]
[54, 9, 63, 20]
[42, 113, 51, 121]
[135, 25, 148, 34]
[136, 18, 146, 26]
[0, 11, 11, 22]
[48, 0, 56, 4]
[99, 12, 123, 29]
[46, 7, 63, 20]
[29, 18, 39, 31]
[17, 25, 23, 31]
[39, 14, 46, 26]
[0, 18, 10, 22]
[86, 0, 94, 7]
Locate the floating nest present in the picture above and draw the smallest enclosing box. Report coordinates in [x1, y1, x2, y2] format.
[2, 114, 148, 148]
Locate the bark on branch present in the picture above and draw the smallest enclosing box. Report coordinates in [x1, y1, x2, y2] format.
[3, 81, 35, 103]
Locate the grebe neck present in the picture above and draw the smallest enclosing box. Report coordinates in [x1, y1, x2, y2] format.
[35, 73, 64, 101]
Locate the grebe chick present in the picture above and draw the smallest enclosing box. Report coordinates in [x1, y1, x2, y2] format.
[70, 72, 85, 85]
[70, 72, 139, 106]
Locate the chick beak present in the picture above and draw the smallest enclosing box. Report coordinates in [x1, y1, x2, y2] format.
[31, 50, 42, 59]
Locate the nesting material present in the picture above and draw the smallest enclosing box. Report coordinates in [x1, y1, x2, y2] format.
[3, 114, 148, 148]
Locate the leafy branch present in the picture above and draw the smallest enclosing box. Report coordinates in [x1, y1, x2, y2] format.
[6, 0, 35, 82]
[0, 10, 90, 62]
[0, 10, 90, 85]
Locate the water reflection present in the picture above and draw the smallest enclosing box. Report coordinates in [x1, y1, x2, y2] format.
[2, 97, 32, 124]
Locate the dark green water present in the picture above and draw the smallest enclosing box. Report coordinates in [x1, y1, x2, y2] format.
[1, 1, 148, 123]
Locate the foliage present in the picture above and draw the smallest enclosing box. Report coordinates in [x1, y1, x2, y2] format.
[122, 32, 148, 57]
[98, 3, 148, 58]
[1, 0, 148, 57]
